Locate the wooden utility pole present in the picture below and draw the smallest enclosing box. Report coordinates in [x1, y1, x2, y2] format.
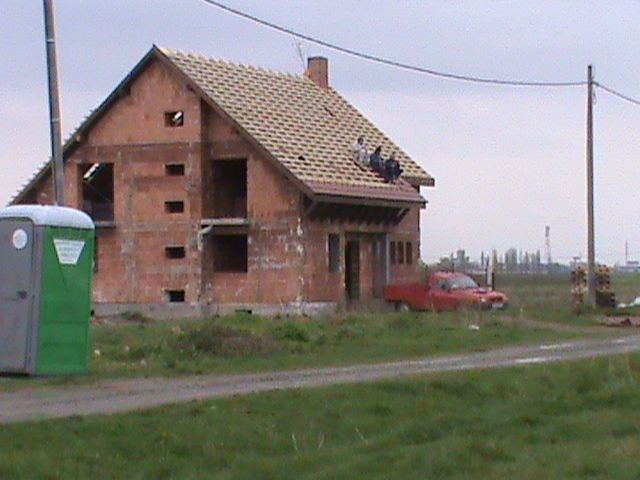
[586, 65, 596, 307]
[43, 0, 65, 205]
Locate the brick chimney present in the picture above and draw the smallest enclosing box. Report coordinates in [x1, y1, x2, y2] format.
[306, 56, 328, 89]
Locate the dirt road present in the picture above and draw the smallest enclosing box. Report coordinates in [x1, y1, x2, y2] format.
[1, 334, 639, 424]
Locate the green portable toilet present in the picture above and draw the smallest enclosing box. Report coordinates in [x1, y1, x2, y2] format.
[0, 205, 95, 375]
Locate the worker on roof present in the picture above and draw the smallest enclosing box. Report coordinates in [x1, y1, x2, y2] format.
[369, 146, 384, 173]
[351, 136, 369, 167]
[384, 152, 403, 183]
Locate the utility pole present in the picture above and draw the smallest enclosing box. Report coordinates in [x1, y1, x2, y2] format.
[625, 240, 629, 265]
[43, 0, 65, 205]
[544, 225, 552, 266]
[586, 65, 596, 307]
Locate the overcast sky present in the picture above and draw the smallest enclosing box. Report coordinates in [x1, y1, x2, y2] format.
[2, 1, 640, 264]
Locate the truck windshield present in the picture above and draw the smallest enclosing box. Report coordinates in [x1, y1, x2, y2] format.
[447, 275, 478, 290]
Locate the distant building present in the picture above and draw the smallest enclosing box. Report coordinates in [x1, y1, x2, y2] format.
[616, 261, 640, 273]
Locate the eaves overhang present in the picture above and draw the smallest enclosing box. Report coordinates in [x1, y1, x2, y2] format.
[305, 181, 426, 209]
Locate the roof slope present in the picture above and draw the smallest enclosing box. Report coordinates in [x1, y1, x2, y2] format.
[158, 47, 433, 205]
[12, 46, 434, 206]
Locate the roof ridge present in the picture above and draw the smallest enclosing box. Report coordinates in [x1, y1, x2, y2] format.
[159, 45, 306, 81]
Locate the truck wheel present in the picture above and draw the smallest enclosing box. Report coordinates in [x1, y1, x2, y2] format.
[396, 301, 411, 313]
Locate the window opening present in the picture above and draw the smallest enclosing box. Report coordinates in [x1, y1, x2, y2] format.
[328, 234, 340, 272]
[212, 234, 248, 272]
[406, 242, 413, 265]
[81, 163, 114, 221]
[398, 242, 405, 265]
[165, 163, 185, 176]
[164, 111, 184, 127]
[165, 246, 186, 259]
[210, 159, 247, 218]
[166, 289, 186, 302]
[165, 201, 184, 214]
[390, 241, 397, 265]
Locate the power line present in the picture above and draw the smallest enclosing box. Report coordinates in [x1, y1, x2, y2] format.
[195, 2, 640, 113]
[196, 0, 586, 88]
[595, 82, 640, 107]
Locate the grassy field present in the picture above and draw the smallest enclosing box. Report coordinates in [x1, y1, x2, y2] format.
[79, 271, 636, 380]
[85, 311, 589, 379]
[2, 272, 633, 391]
[1, 274, 639, 478]
[2, 352, 640, 479]
[495, 271, 640, 323]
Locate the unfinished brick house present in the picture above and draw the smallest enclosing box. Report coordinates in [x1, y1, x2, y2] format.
[12, 45, 435, 317]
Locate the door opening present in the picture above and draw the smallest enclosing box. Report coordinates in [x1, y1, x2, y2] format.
[345, 240, 360, 300]
[0, 219, 35, 371]
[372, 235, 388, 298]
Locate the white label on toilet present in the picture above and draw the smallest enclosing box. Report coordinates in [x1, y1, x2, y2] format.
[53, 239, 85, 265]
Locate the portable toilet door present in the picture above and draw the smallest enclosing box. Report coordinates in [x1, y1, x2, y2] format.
[0, 215, 38, 373]
[0, 205, 95, 375]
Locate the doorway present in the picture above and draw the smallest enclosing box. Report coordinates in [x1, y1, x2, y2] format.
[0, 218, 35, 371]
[372, 234, 388, 298]
[345, 240, 360, 300]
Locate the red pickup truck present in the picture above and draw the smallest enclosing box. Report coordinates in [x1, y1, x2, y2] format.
[384, 272, 508, 312]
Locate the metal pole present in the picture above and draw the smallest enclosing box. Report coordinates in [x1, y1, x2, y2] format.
[586, 65, 596, 307]
[43, 0, 65, 205]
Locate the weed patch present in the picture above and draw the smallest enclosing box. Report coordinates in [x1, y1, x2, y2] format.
[270, 323, 310, 343]
[174, 323, 277, 357]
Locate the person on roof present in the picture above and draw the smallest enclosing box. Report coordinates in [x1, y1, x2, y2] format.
[369, 146, 384, 173]
[351, 136, 369, 167]
[384, 152, 403, 183]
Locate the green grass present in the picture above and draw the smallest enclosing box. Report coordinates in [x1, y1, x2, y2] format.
[85, 311, 588, 379]
[3, 353, 640, 479]
[496, 272, 640, 324]
[497, 273, 575, 322]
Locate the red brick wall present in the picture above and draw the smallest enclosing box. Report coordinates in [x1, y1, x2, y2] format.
[68, 59, 204, 305]
[204, 147, 305, 304]
[301, 207, 422, 303]
[89, 61, 202, 145]
[16, 176, 54, 205]
[302, 225, 344, 302]
[389, 207, 422, 284]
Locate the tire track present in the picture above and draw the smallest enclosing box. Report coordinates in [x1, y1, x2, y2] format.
[1, 334, 639, 424]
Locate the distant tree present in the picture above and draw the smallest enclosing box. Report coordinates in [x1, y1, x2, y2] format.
[437, 256, 454, 271]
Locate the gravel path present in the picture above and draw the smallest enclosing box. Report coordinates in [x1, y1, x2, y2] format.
[2, 334, 640, 424]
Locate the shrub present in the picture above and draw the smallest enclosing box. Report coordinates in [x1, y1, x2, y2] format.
[270, 323, 310, 343]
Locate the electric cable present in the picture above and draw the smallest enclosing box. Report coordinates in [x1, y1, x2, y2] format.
[196, 0, 586, 87]
[595, 82, 640, 107]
